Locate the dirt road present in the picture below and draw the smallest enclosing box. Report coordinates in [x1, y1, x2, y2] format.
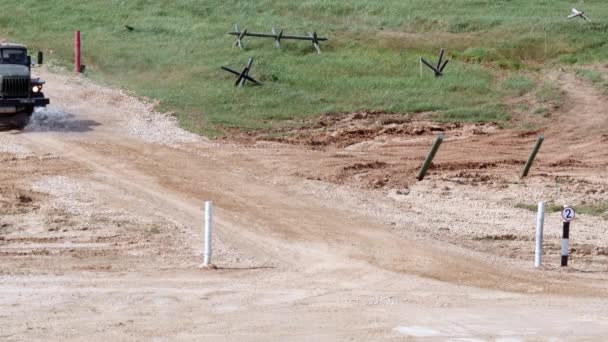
[1, 68, 608, 341]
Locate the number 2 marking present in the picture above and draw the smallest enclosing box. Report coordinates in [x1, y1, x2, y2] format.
[562, 207, 575, 222]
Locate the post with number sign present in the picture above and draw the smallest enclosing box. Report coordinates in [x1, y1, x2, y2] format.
[561, 205, 575, 267]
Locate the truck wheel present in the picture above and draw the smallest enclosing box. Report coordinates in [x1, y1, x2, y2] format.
[9, 112, 31, 130]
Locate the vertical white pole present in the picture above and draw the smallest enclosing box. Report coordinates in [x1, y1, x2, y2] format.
[419, 57, 423, 78]
[203, 201, 212, 266]
[535, 201, 545, 268]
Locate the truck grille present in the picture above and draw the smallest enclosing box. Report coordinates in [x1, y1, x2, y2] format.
[1, 76, 30, 98]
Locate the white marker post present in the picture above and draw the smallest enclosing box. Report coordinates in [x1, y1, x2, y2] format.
[535, 202, 545, 268]
[203, 201, 213, 267]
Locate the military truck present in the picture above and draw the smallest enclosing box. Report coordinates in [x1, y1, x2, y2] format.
[0, 43, 49, 129]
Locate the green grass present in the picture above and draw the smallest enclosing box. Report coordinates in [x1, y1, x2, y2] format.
[576, 68, 608, 92]
[501, 75, 534, 96]
[515, 203, 608, 219]
[535, 82, 563, 109]
[2, 1, 608, 136]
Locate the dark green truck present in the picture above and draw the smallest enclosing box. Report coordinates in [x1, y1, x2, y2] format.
[0, 43, 49, 129]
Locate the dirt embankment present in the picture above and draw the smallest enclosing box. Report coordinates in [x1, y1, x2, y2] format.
[226, 71, 607, 192]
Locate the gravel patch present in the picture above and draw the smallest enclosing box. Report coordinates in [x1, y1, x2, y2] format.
[269, 172, 608, 270]
[71, 76, 204, 146]
[31, 176, 125, 219]
[125, 106, 203, 146]
[32, 67, 206, 146]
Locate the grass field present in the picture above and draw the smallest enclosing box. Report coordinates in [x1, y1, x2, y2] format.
[516, 202, 608, 219]
[1, 0, 607, 136]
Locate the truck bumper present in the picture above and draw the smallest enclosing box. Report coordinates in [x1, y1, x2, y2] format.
[0, 98, 50, 107]
[0, 98, 49, 114]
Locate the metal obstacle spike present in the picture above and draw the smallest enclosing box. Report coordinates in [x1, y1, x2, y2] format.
[233, 24, 240, 47]
[277, 29, 284, 48]
[221, 66, 262, 85]
[567, 8, 591, 22]
[420, 49, 449, 77]
[436, 48, 444, 71]
[235, 67, 248, 87]
[272, 28, 278, 47]
[227, 27, 328, 52]
[221, 66, 241, 76]
[581, 13, 591, 22]
[309, 32, 321, 54]
[272, 28, 284, 48]
[234, 27, 248, 49]
[439, 59, 449, 73]
[420, 57, 442, 77]
[235, 58, 253, 87]
[221, 57, 262, 87]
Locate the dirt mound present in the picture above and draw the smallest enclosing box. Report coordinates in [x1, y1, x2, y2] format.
[227, 111, 498, 148]
[224, 70, 608, 191]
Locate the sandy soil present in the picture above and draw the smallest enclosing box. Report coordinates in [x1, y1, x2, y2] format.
[0, 66, 607, 341]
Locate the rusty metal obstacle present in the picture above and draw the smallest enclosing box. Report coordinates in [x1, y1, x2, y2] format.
[420, 48, 449, 77]
[229, 25, 328, 53]
[221, 57, 262, 87]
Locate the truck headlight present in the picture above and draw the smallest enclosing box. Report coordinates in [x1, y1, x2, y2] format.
[32, 85, 42, 93]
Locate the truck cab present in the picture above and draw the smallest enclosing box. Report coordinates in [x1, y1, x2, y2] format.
[0, 43, 50, 129]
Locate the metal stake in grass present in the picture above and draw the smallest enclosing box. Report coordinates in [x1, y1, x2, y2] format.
[220, 57, 262, 87]
[520, 135, 544, 178]
[308, 31, 322, 54]
[566, 8, 591, 22]
[420, 48, 449, 77]
[233, 24, 248, 49]
[272, 27, 284, 48]
[416, 133, 444, 181]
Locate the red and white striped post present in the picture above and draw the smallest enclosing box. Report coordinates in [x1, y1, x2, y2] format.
[74, 31, 81, 74]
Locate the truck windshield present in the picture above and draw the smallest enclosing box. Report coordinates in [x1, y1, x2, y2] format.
[0, 49, 27, 65]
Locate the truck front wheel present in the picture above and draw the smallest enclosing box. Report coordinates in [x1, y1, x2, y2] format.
[0, 107, 34, 130]
[10, 112, 31, 130]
